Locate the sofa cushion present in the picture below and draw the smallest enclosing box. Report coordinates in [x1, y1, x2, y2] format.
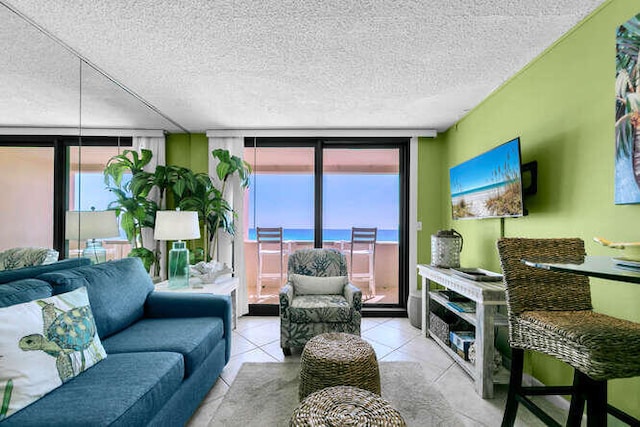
[0, 258, 90, 285]
[37, 258, 154, 339]
[290, 273, 347, 295]
[0, 352, 183, 427]
[0, 279, 52, 307]
[102, 317, 224, 378]
[0, 287, 107, 420]
[0, 247, 59, 271]
[289, 295, 353, 323]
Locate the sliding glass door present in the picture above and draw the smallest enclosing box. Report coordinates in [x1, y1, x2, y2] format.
[244, 138, 407, 314]
[322, 147, 400, 304]
[244, 145, 315, 303]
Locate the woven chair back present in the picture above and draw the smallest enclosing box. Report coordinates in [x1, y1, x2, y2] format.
[496, 238, 592, 318]
[287, 248, 348, 278]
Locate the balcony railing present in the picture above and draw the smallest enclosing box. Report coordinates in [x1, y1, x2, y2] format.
[245, 240, 399, 305]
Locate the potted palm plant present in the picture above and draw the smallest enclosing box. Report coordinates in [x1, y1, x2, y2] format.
[103, 149, 157, 272]
[103, 148, 251, 281]
[208, 148, 252, 259]
[179, 149, 251, 263]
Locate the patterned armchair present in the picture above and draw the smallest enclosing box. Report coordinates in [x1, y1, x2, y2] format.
[280, 248, 362, 355]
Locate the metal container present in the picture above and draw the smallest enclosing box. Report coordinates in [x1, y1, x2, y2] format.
[431, 229, 463, 268]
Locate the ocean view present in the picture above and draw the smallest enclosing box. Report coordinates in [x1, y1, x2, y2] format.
[248, 228, 398, 242]
[450, 179, 513, 199]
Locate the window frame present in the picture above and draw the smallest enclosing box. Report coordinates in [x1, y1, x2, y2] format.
[0, 135, 132, 256]
[244, 137, 409, 316]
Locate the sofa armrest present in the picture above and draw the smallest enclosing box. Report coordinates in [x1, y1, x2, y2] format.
[344, 283, 363, 312]
[279, 283, 294, 312]
[145, 291, 232, 362]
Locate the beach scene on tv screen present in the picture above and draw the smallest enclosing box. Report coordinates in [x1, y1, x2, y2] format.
[450, 139, 523, 219]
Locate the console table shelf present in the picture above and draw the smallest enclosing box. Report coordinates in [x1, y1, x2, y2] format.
[418, 264, 507, 398]
[428, 290, 508, 328]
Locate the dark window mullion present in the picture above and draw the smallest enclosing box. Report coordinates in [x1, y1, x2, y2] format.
[398, 142, 409, 308]
[314, 140, 323, 248]
[53, 139, 66, 256]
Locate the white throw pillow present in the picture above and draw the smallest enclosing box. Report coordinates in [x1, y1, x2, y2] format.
[0, 287, 107, 419]
[290, 273, 348, 295]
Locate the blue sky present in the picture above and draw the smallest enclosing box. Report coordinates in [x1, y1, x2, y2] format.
[77, 171, 400, 238]
[74, 173, 122, 210]
[248, 173, 399, 230]
[449, 138, 521, 194]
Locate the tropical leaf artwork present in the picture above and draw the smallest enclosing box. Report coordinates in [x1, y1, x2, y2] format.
[615, 13, 640, 204]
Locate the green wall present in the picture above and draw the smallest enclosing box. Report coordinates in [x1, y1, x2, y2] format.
[418, 0, 640, 416]
[166, 133, 208, 172]
[165, 132, 208, 249]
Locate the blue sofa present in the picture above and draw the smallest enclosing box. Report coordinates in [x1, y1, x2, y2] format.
[0, 257, 232, 426]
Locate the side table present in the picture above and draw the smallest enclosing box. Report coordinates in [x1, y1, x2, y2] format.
[155, 276, 239, 329]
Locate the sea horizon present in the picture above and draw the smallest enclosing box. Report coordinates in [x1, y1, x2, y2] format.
[248, 228, 398, 242]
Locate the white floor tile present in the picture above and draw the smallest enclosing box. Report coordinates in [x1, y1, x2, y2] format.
[236, 322, 280, 347]
[361, 323, 419, 348]
[190, 315, 577, 426]
[229, 332, 257, 357]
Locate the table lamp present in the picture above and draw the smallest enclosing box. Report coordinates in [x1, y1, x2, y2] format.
[154, 209, 200, 289]
[65, 208, 120, 264]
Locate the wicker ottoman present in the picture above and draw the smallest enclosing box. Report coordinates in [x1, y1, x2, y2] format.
[290, 386, 406, 427]
[299, 332, 380, 400]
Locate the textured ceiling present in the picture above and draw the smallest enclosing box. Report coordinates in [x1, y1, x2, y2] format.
[1, 0, 605, 133]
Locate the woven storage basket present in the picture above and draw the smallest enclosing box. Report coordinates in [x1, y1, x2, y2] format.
[428, 302, 473, 345]
[299, 332, 380, 400]
[290, 386, 406, 427]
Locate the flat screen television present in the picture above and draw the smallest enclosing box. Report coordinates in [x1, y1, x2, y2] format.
[449, 137, 525, 220]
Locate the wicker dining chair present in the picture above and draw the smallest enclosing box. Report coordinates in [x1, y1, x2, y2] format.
[496, 238, 640, 427]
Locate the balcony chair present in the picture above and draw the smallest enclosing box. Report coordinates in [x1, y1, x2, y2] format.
[344, 227, 377, 298]
[279, 248, 362, 356]
[496, 237, 640, 427]
[256, 227, 288, 298]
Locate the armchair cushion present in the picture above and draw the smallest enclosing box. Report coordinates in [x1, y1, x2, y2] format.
[290, 273, 347, 295]
[289, 295, 352, 323]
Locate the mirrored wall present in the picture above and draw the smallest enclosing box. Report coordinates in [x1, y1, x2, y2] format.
[0, 2, 180, 263]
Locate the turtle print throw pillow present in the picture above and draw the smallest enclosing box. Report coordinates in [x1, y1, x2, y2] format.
[0, 287, 107, 419]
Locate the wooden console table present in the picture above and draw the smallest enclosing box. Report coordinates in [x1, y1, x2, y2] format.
[417, 264, 508, 398]
[155, 276, 239, 329]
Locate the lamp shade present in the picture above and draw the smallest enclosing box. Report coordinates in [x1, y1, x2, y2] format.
[154, 210, 201, 241]
[65, 210, 120, 240]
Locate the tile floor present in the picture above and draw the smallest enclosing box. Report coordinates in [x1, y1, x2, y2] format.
[187, 316, 575, 426]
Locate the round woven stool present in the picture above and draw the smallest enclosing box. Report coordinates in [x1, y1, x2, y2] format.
[299, 332, 380, 400]
[290, 385, 406, 427]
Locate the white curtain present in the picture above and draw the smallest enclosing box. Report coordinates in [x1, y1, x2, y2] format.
[133, 135, 166, 279]
[207, 135, 248, 316]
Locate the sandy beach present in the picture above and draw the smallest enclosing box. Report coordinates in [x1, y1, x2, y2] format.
[452, 185, 504, 218]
